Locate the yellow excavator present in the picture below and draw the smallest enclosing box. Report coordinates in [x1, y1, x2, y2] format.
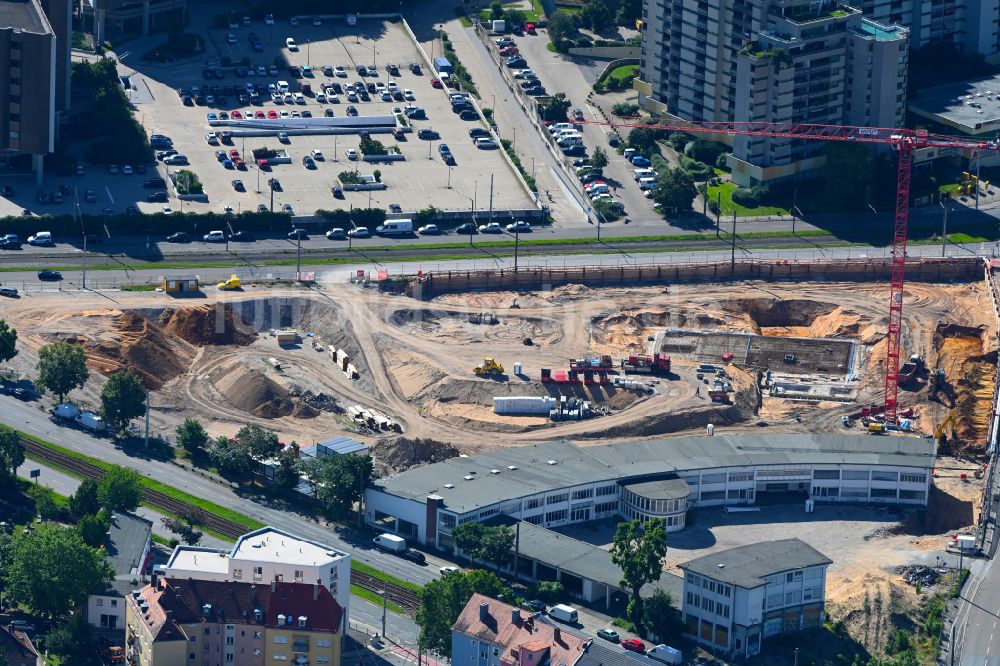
[473, 358, 505, 376]
[934, 408, 959, 453]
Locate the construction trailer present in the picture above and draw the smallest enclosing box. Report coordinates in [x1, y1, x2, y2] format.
[569, 356, 616, 373]
[161, 276, 200, 294]
[276, 329, 299, 345]
[621, 353, 671, 375]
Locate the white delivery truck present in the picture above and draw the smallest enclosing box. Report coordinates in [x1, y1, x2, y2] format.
[376, 219, 413, 236]
[76, 412, 106, 433]
[52, 403, 81, 420]
[373, 533, 407, 553]
[647, 645, 683, 665]
[547, 604, 578, 623]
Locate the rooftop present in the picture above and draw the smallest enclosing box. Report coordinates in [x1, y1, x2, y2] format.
[105, 512, 153, 577]
[453, 593, 589, 666]
[576, 641, 657, 666]
[857, 18, 908, 42]
[679, 538, 832, 589]
[232, 527, 348, 566]
[0, 0, 51, 35]
[164, 546, 230, 575]
[622, 476, 690, 501]
[315, 435, 367, 456]
[909, 72, 1000, 135]
[0, 624, 38, 662]
[371, 435, 936, 515]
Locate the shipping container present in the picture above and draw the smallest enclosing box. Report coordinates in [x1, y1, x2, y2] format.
[494, 396, 557, 415]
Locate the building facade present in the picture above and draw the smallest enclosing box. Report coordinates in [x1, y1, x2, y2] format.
[83, 0, 187, 44]
[858, 0, 999, 55]
[0, 0, 70, 181]
[158, 526, 351, 630]
[124, 575, 343, 666]
[365, 436, 935, 550]
[637, 0, 908, 185]
[680, 539, 831, 658]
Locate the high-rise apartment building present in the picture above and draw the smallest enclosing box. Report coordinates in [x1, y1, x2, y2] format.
[0, 0, 69, 182]
[637, 0, 908, 185]
[858, 0, 999, 55]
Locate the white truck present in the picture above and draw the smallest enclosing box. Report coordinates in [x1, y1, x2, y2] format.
[376, 219, 413, 236]
[647, 645, 683, 665]
[547, 604, 578, 623]
[372, 533, 407, 553]
[51, 403, 106, 433]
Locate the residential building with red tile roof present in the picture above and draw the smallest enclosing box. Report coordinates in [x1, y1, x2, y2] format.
[0, 624, 42, 666]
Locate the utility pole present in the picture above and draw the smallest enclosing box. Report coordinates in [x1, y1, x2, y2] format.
[488, 173, 494, 221]
[730, 212, 737, 273]
[940, 200, 949, 258]
[144, 391, 150, 448]
[792, 187, 798, 235]
[296, 231, 302, 280]
[715, 191, 721, 238]
[380, 590, 388, 638]
[514, 226, 520, 271]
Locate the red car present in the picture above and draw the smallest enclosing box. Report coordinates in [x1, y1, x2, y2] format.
[525, 23, 536, 34]
[267, 109, 278, 119]
[255, 110, 266, 119]
[621, 640, 645, 654]
[229, 149, 240, 159]
[430, 78, 442, 89]
[499, 46, 519, 56]
[231, 110, 244, 120]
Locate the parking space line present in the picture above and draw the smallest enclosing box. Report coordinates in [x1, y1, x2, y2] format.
[105, 188, 115, 205]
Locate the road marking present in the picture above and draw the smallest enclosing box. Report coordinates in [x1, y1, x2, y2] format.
[105, 188, 115, 204]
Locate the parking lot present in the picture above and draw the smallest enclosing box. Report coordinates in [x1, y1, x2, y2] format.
[137, 16, 534, 218]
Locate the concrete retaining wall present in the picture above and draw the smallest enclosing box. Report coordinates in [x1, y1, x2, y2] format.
[569, 46, 641, 59]
[410, 257, 983, 297]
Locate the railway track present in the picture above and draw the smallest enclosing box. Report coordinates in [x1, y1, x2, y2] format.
[21, 438, 424, 614]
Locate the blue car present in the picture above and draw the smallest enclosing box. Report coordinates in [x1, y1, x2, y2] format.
[631, 156, 651, 167]
[207, 113, 219, 121]
[223, 159, 234, 169]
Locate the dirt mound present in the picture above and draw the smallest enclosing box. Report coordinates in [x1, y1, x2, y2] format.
[934, 322, 996, 448]
[722, 297, 837, 328]
[160, 305, 258, 346]
[214, 367, 317, 419]
[591, 309, 673, 351]
[369, 436, 461, 474]
[78, 311, 196, 389]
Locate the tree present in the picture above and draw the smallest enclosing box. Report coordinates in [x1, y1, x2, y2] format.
[615, 0, 642, 25]
[822, 142, 874, 210]
[44, 613, 94, 660]
[580, 0, 612, 32]
[453, 523, 515, 573]
[539, 92, 572, 122]
[300, 454, 374, 517]
[209, 436, 253, 476]
[99, 370, 146, 436]
[642, 589, 683, 641]
[78, 513, 110, 548]
[590, 147, 609, 170]
[5, 524, 112, 617]
[273, 443, 301, 492]
[97, 465, 144, 513]
[235, 424, 281, 462]
[176, 419, 209, 455]
[69, 479, 101, 519]
[503, 8, 525, 28]
[533, 580, 564, 603]
[29, 485, 60, 520]
[0, 320, 16, 364]
[416, 569, 509, 656]
[0, 425, 24, 481]
[490, 0, 504, 20]
[653, 168, 697, 213]
[627, 125, 668, 157]
[686, 138, 726, 165]
[610, 518, 668, 626]
[546, 10, 575, 50]
[36, 342, 88, 403]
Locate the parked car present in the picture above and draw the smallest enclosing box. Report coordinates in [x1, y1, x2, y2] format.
[456, 222, 477, 235]
[417, 128, 440, 140]
[401, 549, 426, 565]
[417, 224, 440, 235]
[469, 127, 491, 139]
[0, 287, 18, 298]
[166, 232, 191, 243]
[440, 566, 459, 575]
[621, 639, 646, 654]
[345, 148, 358, 160]
[347, 227, 370, 238]
[37, 270, 62, 281]
[332, 186, 344, 198]
[288, 228, 308, 240]
[506, 220, 531, 233]
[283, 204, 295, 215]
[459, 109, 479, 121]
[326, 228, 346, 240]
[523, 599, 546, 612]
[478, 222, 502, 233]
[203, 230, 226, 243]
[146, 191, 169, 202]
[596, 629, 620, 643]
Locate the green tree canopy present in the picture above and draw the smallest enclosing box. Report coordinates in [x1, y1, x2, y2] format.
[642, 588, 683, 641]
[300, 454, 374, 517]
[0, 320, 17, 364]
[176, 419, 209, 455]
[539, 92, 572, 122]
[5, 524, 112, 617]
[546, 10, 576, 50]
[590, 147, 609, 170]
[209, 436, 253, 477]
[99, 370, 146, 436]
[503, 8, 525, 27]
[36, 342, 89, 403]
[78, 513, 111, 548]
[69, 479, 101, 519]
[616, 0, 642, 25]
[580, 0, 612, 32]
[453, 523, 515, 571]
[97, 465, 144, 513]
[490, 0, 504, 20]
[0, 425, 24, 481]
[610, 518, 668, 626]
[416, 569, 509, 656]
[235, 424, 281, 462]
[273, 443, 301, 492]
[627, 125, 668, 157]
[652, 167, 697, 213]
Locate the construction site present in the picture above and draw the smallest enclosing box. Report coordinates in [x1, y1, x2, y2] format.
[0, 256, 997, 659]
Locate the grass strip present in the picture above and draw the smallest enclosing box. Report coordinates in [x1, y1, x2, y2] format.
[352, 560, 424, 593]
[19, 433, 264, 533]
[351, 584, 406, 614]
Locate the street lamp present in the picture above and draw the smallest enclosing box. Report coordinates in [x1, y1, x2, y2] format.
[378, 589, 388, 638]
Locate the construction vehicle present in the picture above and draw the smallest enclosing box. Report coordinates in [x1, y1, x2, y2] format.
[570, 355, 615, 372]
[579, 117, 996, 424]
[217, 274, 241, 290]
[934, 408, 960, 453]
[898, 354, 924, 385]
[473, 358, 505, 376]
[708, 389, 729, 404]
[621, 353, 671, 375]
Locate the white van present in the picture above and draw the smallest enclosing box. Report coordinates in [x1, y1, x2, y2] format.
[376, 219, 413, 235]
[647, 645, 683, 665]
[548, 604, 578, 623]
[634, 168, 655, 180]
[638, 177, 657, 190]
[286, 37, 298, 51]
[277, 80, 290, 93]
[558, 136, 583, 147]
[27, 231, 53, 246]
[548, 123, 576, 133]
[554, 129, 581, 138]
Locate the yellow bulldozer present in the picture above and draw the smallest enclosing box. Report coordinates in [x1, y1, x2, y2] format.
[473, 358, 505, 376]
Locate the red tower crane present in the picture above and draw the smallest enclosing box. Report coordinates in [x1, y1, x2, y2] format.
[581, 120, 995, 423]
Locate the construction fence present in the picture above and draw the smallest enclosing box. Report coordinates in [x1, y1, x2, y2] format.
[408, 257, 984, 297]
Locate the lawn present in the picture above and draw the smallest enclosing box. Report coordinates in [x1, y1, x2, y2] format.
[607, 63, 639, 80]
[478, 0, 545, 22]
[706, 181, 790, 217]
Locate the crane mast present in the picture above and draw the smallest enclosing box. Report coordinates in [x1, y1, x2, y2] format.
[580, 119, 994, 422]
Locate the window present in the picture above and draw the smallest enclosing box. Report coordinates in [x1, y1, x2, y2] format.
[233, 569, 242, 578]
[440, 514, 457, 530]
[813, 470, 840, 480]
[785, 590, 801, 605]
[205, 628, 211, 635]
[572, 488, 593, 500]
[226, 655, 234, 663]
[547, 493, 568, 505]
[226, 637, 234, 645]
[273, 654, 287, 661]
[316, 639, 332, 648]
[190, 637, 198, 643]
[596, 485, 618, 496]
[595, 501, 617, 514]
[316, 659, 330, 665]
[97, 598, 104, 607]
[294, 570, 304, 579]
[901, 473, 926, 483]
[721, 605, 730, 618]
[525, 514, 543, 525]
[545, 509, 567, 523]
[571, 507, 590, 521]
[871, 471, 898, 482]
[842, 470, 869, 480]
[871, 488, 897, 498]
[190, 654, 196, 661]
[100, 614, 117, 629]
[524, 498, 543, 510]
[766, 594, 782, 609]
[728, 472, 753, 482]
[274, 636, 288, 644]
[111, 600, 118, 607]
[786, 571, 803, 583]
